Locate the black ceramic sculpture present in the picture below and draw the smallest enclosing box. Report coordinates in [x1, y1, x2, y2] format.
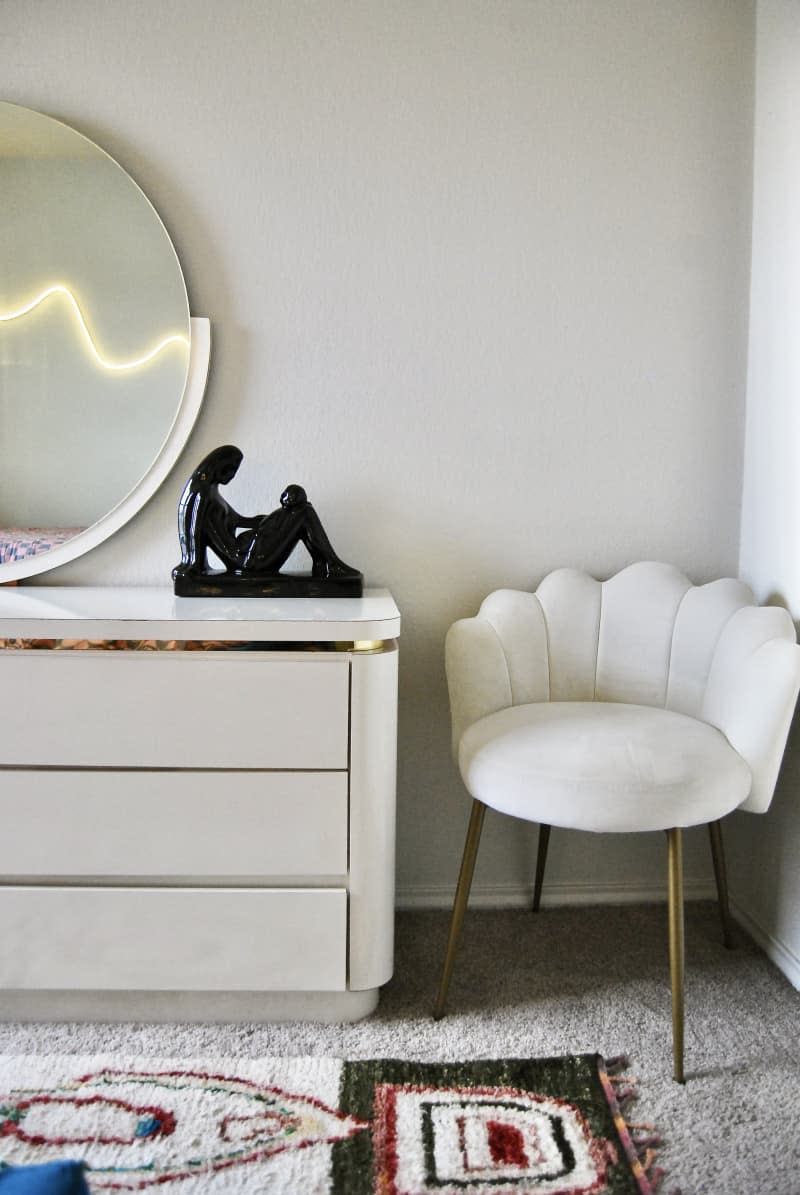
[172, 445, 363, 597]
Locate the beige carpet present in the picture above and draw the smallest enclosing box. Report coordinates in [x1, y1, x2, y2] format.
[1, 903, 798, 1194]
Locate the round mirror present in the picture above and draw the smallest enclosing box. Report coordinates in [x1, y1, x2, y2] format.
[0, 101, 206, 582]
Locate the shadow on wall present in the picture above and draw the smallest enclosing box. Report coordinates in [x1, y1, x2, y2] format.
[727, 702, 800, 971]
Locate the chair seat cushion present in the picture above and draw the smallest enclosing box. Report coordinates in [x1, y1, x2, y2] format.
[458, 702, 752, 832]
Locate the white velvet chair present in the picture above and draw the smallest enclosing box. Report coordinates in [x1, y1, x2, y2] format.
[434, 562, 800, 1081]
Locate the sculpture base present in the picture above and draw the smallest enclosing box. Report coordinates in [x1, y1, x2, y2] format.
[173, 569, 364, 599]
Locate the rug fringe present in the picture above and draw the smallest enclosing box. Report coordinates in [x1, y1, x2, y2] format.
[604, 1054, 631, 1072]
[597, 1055, 673, 1195]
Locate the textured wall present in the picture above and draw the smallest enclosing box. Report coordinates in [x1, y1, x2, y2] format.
[4, 0, 755, 903]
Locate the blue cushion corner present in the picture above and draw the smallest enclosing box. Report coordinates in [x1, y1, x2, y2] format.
[0, 1160, 90, 1194]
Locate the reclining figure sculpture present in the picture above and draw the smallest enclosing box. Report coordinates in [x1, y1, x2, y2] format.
[172, 445, 362, 597]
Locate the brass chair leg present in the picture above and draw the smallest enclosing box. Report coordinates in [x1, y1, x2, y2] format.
[434, 799, 486, 1020]
[532, 823, 551, 912]
[667, 827, 685, 1084]
[708, 819, 736, 949]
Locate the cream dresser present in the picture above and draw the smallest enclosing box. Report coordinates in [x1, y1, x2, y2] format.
[0, 586, 400, 1022]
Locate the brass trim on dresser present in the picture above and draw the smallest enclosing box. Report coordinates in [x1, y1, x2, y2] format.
[0, 638, 396, 653]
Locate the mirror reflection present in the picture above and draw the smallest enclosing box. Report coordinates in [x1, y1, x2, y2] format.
[0, 102, 191, 567]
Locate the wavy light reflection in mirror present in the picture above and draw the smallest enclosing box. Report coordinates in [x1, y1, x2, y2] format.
[0, 284, 189, 372]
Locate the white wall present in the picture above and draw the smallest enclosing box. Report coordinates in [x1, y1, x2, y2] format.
[733, 0, 800, 986]
[4, 0, 755, 905]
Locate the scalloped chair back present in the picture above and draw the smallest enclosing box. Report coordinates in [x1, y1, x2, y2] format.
[436, 562, 800, 1081]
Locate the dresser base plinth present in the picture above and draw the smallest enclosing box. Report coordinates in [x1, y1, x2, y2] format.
[0, 986, 380, 1024]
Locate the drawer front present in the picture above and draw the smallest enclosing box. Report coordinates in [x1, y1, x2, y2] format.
[0, 887, 347, 991]
[0, 652, 349, 768]
[0, 771, 347, 878]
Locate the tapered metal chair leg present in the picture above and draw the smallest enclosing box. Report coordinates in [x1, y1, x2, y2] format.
[708, 819, 736, 949]
[434, 799, 486, 1020]
[667, 827, 685, 1084]
[532, 823, 551, 912]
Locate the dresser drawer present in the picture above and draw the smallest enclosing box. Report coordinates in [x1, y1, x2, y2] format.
[0, 887, 347, 991]
[0, 771, 347, 878]
[0, 651, 349, 768]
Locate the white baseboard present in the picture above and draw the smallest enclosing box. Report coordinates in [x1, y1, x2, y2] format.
[396, 878, 716, 910]
[730, 899, 800, 991]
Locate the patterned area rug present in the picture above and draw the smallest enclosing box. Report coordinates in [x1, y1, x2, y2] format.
[0, 1053, 663, 1194]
